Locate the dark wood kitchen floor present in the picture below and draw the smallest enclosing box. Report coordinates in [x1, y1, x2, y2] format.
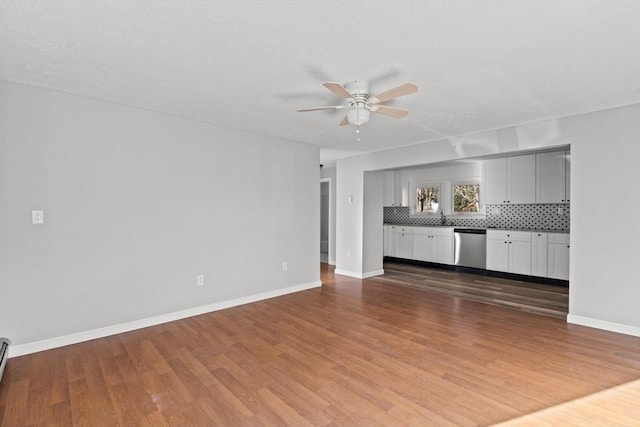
[379, 261, 569, 319]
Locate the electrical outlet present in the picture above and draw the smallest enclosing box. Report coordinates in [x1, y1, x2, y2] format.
[32, 210, 44, 224]
[557, 207, 564, 215]
[282, 262, 288, 271]
[197, 275, 204, 286]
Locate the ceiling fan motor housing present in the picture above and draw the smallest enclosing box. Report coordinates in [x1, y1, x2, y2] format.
[344, 81, 370, 101]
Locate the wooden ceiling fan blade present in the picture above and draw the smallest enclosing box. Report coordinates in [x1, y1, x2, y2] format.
[297, 105, 345, 112]
[323, 82, 354, 100]
[370, 83, 418, 104]
[339, 115, 349, 126]
[371, 105, 409, 118]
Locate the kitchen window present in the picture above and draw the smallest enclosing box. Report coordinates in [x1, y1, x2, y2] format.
[410, 182, 441, 215]
[448, 178, 484, 216]
[453, 183, 480, 213]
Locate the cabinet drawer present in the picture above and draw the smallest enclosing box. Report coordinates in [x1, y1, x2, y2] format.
[487, 230, 531, 242]
[412, 227, 429, 235]
[548, 233, 569, 244]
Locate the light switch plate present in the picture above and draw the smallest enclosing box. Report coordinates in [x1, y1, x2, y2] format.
[32, 210, 44, 224]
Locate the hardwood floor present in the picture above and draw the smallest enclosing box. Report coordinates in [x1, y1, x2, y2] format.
[0, 264, 638, 426]
[381, 261, 569, 318]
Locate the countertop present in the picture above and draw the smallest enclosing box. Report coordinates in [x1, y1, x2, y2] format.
[384, 224, 570, 233]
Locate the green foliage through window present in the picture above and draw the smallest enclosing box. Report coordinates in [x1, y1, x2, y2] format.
[453, 184, 479, 213]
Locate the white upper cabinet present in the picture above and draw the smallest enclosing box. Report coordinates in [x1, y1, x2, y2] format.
[508, 155, 536, 204]
[565, 152, 571, 203]
[383, 171, 395, 206]
[484, 155, 535, 204]
[536, 151, 570, 203]
[383, 171, 406, 206]
[483, 158, 507, 204]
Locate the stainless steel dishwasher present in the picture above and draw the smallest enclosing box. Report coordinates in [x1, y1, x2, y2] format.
[454, 228, 487, 269]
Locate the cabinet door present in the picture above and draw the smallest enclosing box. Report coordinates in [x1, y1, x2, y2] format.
[395, 231, 413, 259]
[383, 226, 389, 256]
[432, 234, 454, 264]
[531, 232, 548, 277]
[536, 151, 566, 203]
[383, 171, 395, 206]
[509, 240, 532, 275]
[394, 171, 406, 206]
[548, 243, 570, 280]
[565, 152, 571, 203]
[486, 238, 509, 272]
[484, 158, 507, 204]
[412, 233, 431, 262]
[386, 226, 396, 256]
[508, 154, 536, 204]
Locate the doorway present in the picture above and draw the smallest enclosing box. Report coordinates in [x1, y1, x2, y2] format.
[320, 180, 329, 264]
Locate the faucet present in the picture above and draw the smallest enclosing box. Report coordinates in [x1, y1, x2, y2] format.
[440, 211, 446, 226]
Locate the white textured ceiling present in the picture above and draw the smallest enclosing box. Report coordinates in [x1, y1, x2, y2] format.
[1, 1, 639, 165]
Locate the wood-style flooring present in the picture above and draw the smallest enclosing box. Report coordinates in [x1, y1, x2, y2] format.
[0, 264, 638, 426]
[381, 261, 569, 318]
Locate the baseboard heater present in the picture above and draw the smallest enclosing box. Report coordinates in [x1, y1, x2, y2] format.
[0, 338, 10, 384]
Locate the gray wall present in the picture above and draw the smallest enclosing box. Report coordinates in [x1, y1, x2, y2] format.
[0, 82, 320, 347]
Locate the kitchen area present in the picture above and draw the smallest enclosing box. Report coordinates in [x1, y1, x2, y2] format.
[381, 148, 570, 311]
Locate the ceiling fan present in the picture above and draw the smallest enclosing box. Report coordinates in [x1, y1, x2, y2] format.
[297, 81, 418, 126]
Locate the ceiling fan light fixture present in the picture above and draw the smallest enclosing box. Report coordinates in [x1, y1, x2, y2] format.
[347, 103, 370, 126]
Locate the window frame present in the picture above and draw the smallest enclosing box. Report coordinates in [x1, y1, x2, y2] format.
[447, 177, 485, 218]
[409, 181, 443, 216]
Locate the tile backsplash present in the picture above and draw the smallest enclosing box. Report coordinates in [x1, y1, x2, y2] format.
[384, 204, 570, 231]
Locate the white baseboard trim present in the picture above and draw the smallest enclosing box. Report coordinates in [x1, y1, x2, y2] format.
[333, 269, 384, 279]
[9, 280, 322, 358]
[333, 269, 361, 278]
[567, 314, 640, 337]
[362, 269, 384, 279]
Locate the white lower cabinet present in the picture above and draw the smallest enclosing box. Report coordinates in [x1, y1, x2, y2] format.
[531, 232, 548, 277]
[386, 225, 569, 281]
[384, 225, 396, 257]
[384, 226, 454, 264]
[432, 230, 454, 264]
[412, 227, 454, 264]
[394, 227, 413, 259]
[411, 228, 430, 262]
[548, 233, 570, 280]
[486, 230, 531, 275]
